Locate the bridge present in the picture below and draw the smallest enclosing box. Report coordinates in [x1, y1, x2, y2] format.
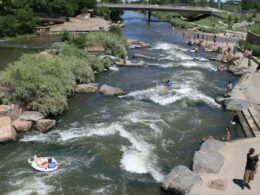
[99, 3, 221, 22]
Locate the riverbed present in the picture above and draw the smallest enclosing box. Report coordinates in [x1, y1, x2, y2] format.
[0, 11, 243, 195]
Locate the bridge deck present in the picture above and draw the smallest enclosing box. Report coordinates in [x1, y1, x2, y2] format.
[100, 4, 221, 14]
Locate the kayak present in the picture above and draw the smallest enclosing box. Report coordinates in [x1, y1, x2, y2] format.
[31, 157, 58, 172]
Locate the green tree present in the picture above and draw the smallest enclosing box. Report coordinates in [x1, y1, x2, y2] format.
[241, 0, 252, 10]
[227, 15, 232, 29]
[15, 8, 37, 34]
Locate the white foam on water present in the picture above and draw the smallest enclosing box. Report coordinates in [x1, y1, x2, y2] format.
[145, 61, 173, 68]
[152, 42, 174, 50]
[123, 81, 220, 108]
[181, 61, 217, 71]
[20, 122, 164, 182]
[92, 174, 113, 181]
[109, 66, 119, 71]
[7, 177, 54, 195]
[19, 133, 54, 142]
[93, 184, 113, 194]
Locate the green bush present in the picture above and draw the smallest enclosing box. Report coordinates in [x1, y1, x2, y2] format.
[169, 18, 196, 29]
[85, 32, 127, 58]
[60, 56, 94, 83]
[70, 36, 86, 49]
[238, 39, 260, 56]
[197, 26, 224, 33]
[0, 54, 75, 115]
[109, 25, 122, 36]
[96, 5, 111, 20]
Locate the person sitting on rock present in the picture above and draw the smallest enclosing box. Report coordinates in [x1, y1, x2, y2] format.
[222, 127, 231, 142]
[230, 112, 240, 125]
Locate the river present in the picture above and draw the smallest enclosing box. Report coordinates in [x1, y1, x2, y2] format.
[0, 11, 243, 195]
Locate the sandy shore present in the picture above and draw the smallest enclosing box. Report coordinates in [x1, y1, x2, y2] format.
[50, 17, 112, 33]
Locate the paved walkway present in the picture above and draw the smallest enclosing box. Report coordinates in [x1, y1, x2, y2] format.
[191, 137, 260, 195]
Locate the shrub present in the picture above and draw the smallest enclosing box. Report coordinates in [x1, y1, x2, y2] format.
[60, 56, 94, 83]
[61, 31, 70, 42]
[198, 26, 224, 33]
[70, 36, 86, 49]
[109, 25, 122, 36]
[0, 54, 75, 115]
[238, 39, 260, 56]
[96, 5, 111, 20]
[170, 18, 196, 29]
[85, 32, 127, 58]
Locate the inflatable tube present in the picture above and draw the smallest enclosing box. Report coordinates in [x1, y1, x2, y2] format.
[31, 157, 58, 172]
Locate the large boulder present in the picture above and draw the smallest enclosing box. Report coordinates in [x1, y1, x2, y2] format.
[0, 117, 17, 142]
[99, 84, 125, 96]
[0, 104, 22, 120]
[19, 111, 45, 121]
[193, 150, 224, 174]
[200, 138, 225, 152]
[162, 165, 202, 195]
[75, 83, 99, 93]
[13, 120, 33, 132]
[224, 98, 252, 111]
[35, 119, 56, 133]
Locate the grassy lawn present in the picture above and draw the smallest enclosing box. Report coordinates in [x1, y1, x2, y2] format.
[247, 24, 260, 35]
[222, 3, 241, 12]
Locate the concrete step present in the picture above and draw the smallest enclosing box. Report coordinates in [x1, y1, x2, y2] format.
[242, 109, 260, 137]
[237, 111, 254, 138]
[248, 106, 260, 130]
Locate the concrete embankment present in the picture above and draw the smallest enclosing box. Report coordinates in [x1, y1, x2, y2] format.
[190, 137, 260, 195]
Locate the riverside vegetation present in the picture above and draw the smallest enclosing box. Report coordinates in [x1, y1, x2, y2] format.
[0, 31, 127, 116]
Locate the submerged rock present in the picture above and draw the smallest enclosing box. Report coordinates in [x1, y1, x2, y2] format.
[0, 104, 22, 120]
[0, 116, 17, 142]
[75, 83, 99, 93]
[193, 150, 224, 174]
[161, 165, 202, 195]
[99, 84, 125, 96]
[13, 120, 33, 132]
[19, 111, 45, 121]
[35, 119, 56, 133]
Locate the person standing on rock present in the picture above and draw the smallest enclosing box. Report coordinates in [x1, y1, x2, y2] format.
[243, 148, 259, 189]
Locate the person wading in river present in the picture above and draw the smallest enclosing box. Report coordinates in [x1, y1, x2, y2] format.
[243, 148, 259, 189]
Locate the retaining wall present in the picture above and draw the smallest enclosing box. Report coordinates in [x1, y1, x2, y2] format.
[246, 31, 260, 45]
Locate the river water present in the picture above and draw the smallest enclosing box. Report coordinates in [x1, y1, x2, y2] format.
[0, 11, 242, 195]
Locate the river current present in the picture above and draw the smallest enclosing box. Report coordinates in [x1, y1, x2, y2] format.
[0, 11, 242, 195]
